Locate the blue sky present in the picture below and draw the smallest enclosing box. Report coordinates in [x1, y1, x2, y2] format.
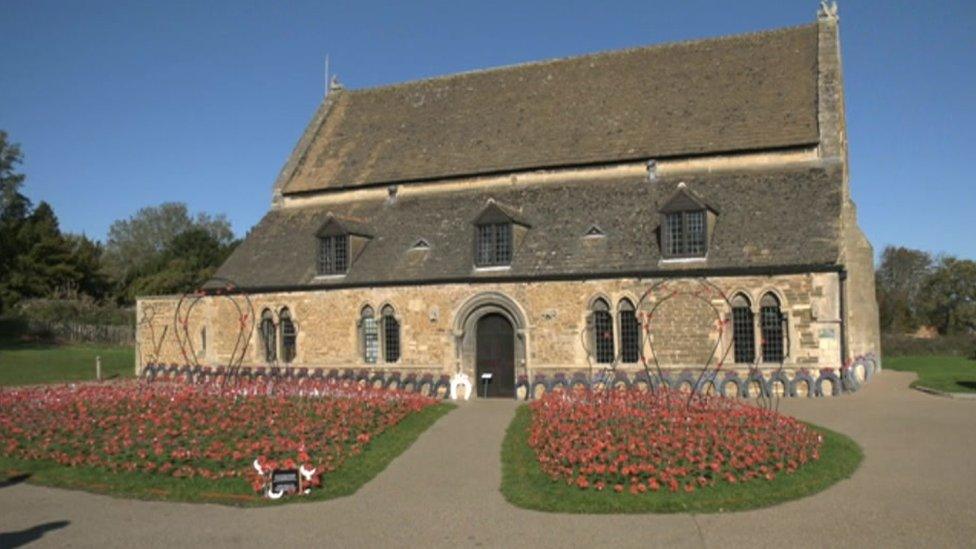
[2, 0, 974, 259]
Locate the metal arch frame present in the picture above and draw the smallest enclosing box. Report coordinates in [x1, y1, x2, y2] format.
[137, 304, 168, 367]
[578, 277, 786, 412]
[171, 277, 256, 384]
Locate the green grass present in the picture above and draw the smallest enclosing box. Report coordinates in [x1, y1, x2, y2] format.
[883, 355, 976, 393]
[0, 340, 135, 386]
[0, 403, 454, 506]
[500, 405, 863, 514]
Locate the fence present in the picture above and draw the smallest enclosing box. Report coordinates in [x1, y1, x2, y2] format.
[27, 320, 134, 346]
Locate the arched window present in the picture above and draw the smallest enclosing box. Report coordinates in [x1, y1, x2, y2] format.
[279, 308, 297, 363]
[381, 305, 401, 363]
[731, 294, 755, 363]
[260, 309, 276, 363]
[760, 293, 785, 363]
[591, 298, 614, 364]
[618, 299, 639, 363]
[360, 306, 379, 364]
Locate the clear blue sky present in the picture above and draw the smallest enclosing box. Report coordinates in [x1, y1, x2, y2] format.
[2, 0, 974, 259]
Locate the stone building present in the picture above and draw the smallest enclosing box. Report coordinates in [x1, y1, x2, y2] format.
[137, 7, 880, 398]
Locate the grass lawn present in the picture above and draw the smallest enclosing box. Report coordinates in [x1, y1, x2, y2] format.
[501, 405, 863, 514]
[883, 356, 976, 393]
[0, 402, 454, 506]
[0, 341, 135, 386]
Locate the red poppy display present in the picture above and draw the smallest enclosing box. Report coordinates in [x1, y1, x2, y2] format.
[527, 389, 822, 493]
[0, 379, 435, 493]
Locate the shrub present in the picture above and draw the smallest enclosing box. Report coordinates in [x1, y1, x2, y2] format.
[882, 333, 976, 358]
[528, 389, 822, 494]
[16, 298, 134, 326]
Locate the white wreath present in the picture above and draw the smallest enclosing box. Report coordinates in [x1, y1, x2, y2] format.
[449, 373, 472, 400]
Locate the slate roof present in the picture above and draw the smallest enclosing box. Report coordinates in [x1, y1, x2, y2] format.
[281, 24, 821, 194]
[215, 165, 843, 290]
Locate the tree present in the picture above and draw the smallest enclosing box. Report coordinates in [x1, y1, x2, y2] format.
[919, 257, 976, 335]
[122, 227, 238, 301]
[0, 131, 112, 311]
[103, 202, 234, 285]
[63, 233, 110, 299]
[0, 130, 30, 224]
[3, 202, 112, 305]
[0, 132, 30, 310]
[875, 246, 933, 333]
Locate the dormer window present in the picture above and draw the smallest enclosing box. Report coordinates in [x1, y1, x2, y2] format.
[476, 222, 512, 267]
[315, 214, 373, 277]
[659, 183, 715, 260]
[664, 210, 706, 257]
[473, 199, 529, 269]
[318, 234, 349, 275]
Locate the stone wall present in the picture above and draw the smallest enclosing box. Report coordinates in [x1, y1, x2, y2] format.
[137, 272, 850, 382]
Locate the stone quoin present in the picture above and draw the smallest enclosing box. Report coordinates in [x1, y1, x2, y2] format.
[136, 5, 880, 399]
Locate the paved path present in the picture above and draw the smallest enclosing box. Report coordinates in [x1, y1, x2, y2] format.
[1, 371, 974, 548]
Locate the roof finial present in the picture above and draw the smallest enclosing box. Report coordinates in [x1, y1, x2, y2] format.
[818, 1, 839, 20]
[646, 159, 657, 181]
[329, 74, 343, 92]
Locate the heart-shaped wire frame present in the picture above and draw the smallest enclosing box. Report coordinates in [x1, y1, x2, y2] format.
[635, 278, 733, 410]
[137, 303, 168, 366]
[172, 277, 256, 383]
[582, 278, 778, 412]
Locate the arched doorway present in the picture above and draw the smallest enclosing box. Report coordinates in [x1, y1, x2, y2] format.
[475, 313, 515, 398]
[453, 291, 529, 398]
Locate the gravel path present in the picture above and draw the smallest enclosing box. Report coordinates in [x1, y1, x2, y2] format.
[1, 370, 974, 548]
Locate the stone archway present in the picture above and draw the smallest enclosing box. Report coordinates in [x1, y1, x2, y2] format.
[452, 292, 529, 397]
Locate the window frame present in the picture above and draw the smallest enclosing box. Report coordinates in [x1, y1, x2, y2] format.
[381, 305, 401, 363]
[760, 293, 786, 363]
[474, 222, 513, 268]
[360, 306, 379, 364]
[730, 294, 756, 364]
[259, 309, 276, 363]
[317, 233, 350, 275]
[592, 298, 615, 364]
[662, 209, 707, 259]
[618, 299, 640, 363]
[279, 308, 297, 364]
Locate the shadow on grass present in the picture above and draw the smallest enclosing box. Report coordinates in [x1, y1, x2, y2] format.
[956, 381, 976, 391]
[0, 336, 62, 352]
[0, 520, 70, 548]
[0, 473, 32, 489]
[0, 319, 60, 351]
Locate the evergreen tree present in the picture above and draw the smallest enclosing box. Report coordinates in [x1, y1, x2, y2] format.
[8, 202, 79, 299]
[0, 132, 31, 311]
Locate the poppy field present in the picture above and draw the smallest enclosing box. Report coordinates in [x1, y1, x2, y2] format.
[0, 379, 447, 503]
[503, 389, 862, 513]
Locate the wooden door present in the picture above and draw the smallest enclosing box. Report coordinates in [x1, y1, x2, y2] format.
[475, 313, 515, 398]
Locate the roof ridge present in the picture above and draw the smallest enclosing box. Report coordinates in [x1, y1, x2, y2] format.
[345, 22, 817, 95]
